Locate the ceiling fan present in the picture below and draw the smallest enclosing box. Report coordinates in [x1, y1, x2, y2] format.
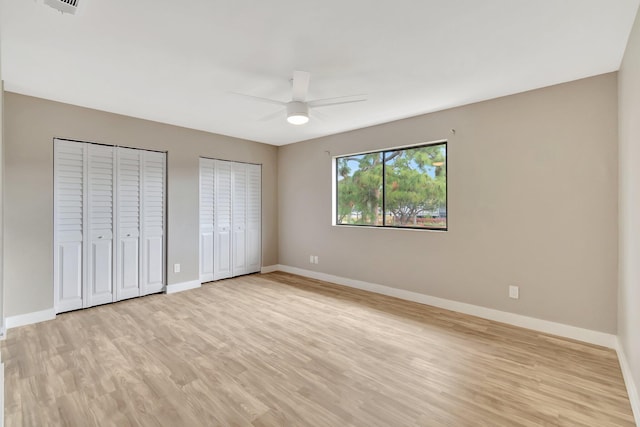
[235, 70, 367, 125]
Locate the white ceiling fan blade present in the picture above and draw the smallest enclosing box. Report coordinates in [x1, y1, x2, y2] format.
[310, 109, 329, 121]
[291, 70, 311, 102]
[258, 109, 284, 122]
[308, 94, 367, 108]
[232, 92, 286, 106]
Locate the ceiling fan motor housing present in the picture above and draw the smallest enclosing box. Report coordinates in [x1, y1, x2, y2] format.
[287, 101, 308, 117]
[286, 101, 309, 124]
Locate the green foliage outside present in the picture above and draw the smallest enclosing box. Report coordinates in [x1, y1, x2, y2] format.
[337, 144, 446, 228]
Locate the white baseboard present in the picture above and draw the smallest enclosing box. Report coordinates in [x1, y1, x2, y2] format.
[260, 265, 279, 274]
[5, 308, 56, 330]
[616, 339, 640, 426]
[165, 280, 201, 294]
[274, 265, 617, 349]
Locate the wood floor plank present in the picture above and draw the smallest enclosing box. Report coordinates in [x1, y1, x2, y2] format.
[1, 272, 635, 426]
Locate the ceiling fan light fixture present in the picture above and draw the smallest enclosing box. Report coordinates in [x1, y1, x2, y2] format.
[287, 114, 309, 125]
[234, 71, 367, 125]
[286, 101, 309, 125]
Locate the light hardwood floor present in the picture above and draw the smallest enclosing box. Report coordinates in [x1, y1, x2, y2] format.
[2, 272, 635, 426]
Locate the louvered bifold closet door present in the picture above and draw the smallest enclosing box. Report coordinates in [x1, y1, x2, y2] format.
[141, 151, 166, 295]
[54, 140, 85, 313]
[116, 148, 142, 301]
[199, 158, 215, 283]
[246, 164, 261, 274]
[232, 162, 247, 276]
[214, 160, 232, 280]
[86, 144, 115, 308]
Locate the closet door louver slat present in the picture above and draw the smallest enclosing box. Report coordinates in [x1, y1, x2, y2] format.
[141, 151, 166, 295]
[86, 144, 115, 307]
[232, 162, 247, 276]
[199, 158, 215, 282]
[214, 160, 233, 280]
[246, 164, 262, 274]
[54, 140, 85, 312]
[116, 148, 142, 301]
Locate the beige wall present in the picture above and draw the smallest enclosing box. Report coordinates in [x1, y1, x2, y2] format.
[619, 4, 640, 408]
[2, 72, 622, 335]
[278, 73, 618, 333]
[0, 82, 3, 331]
[3, 92, 278, 317]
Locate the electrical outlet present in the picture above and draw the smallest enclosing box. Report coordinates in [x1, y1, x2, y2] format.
[309, 255, 314, 264]
[174, 263, 181, 273]
[509, 285, 519, 299]
[314, 256, 319, 264]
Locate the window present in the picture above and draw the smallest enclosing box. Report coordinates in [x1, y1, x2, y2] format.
[336, 141, 447, 230]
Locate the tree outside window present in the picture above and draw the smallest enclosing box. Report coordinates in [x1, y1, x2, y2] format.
[336, 142, 447, 230]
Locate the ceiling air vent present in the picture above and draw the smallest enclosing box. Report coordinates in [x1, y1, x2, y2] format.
[43, 0, 79, 15]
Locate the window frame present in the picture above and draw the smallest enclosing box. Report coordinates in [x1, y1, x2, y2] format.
[334, 140, 448, 231]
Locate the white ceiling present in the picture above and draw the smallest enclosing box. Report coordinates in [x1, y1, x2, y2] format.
[1, 0, 638, 146]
